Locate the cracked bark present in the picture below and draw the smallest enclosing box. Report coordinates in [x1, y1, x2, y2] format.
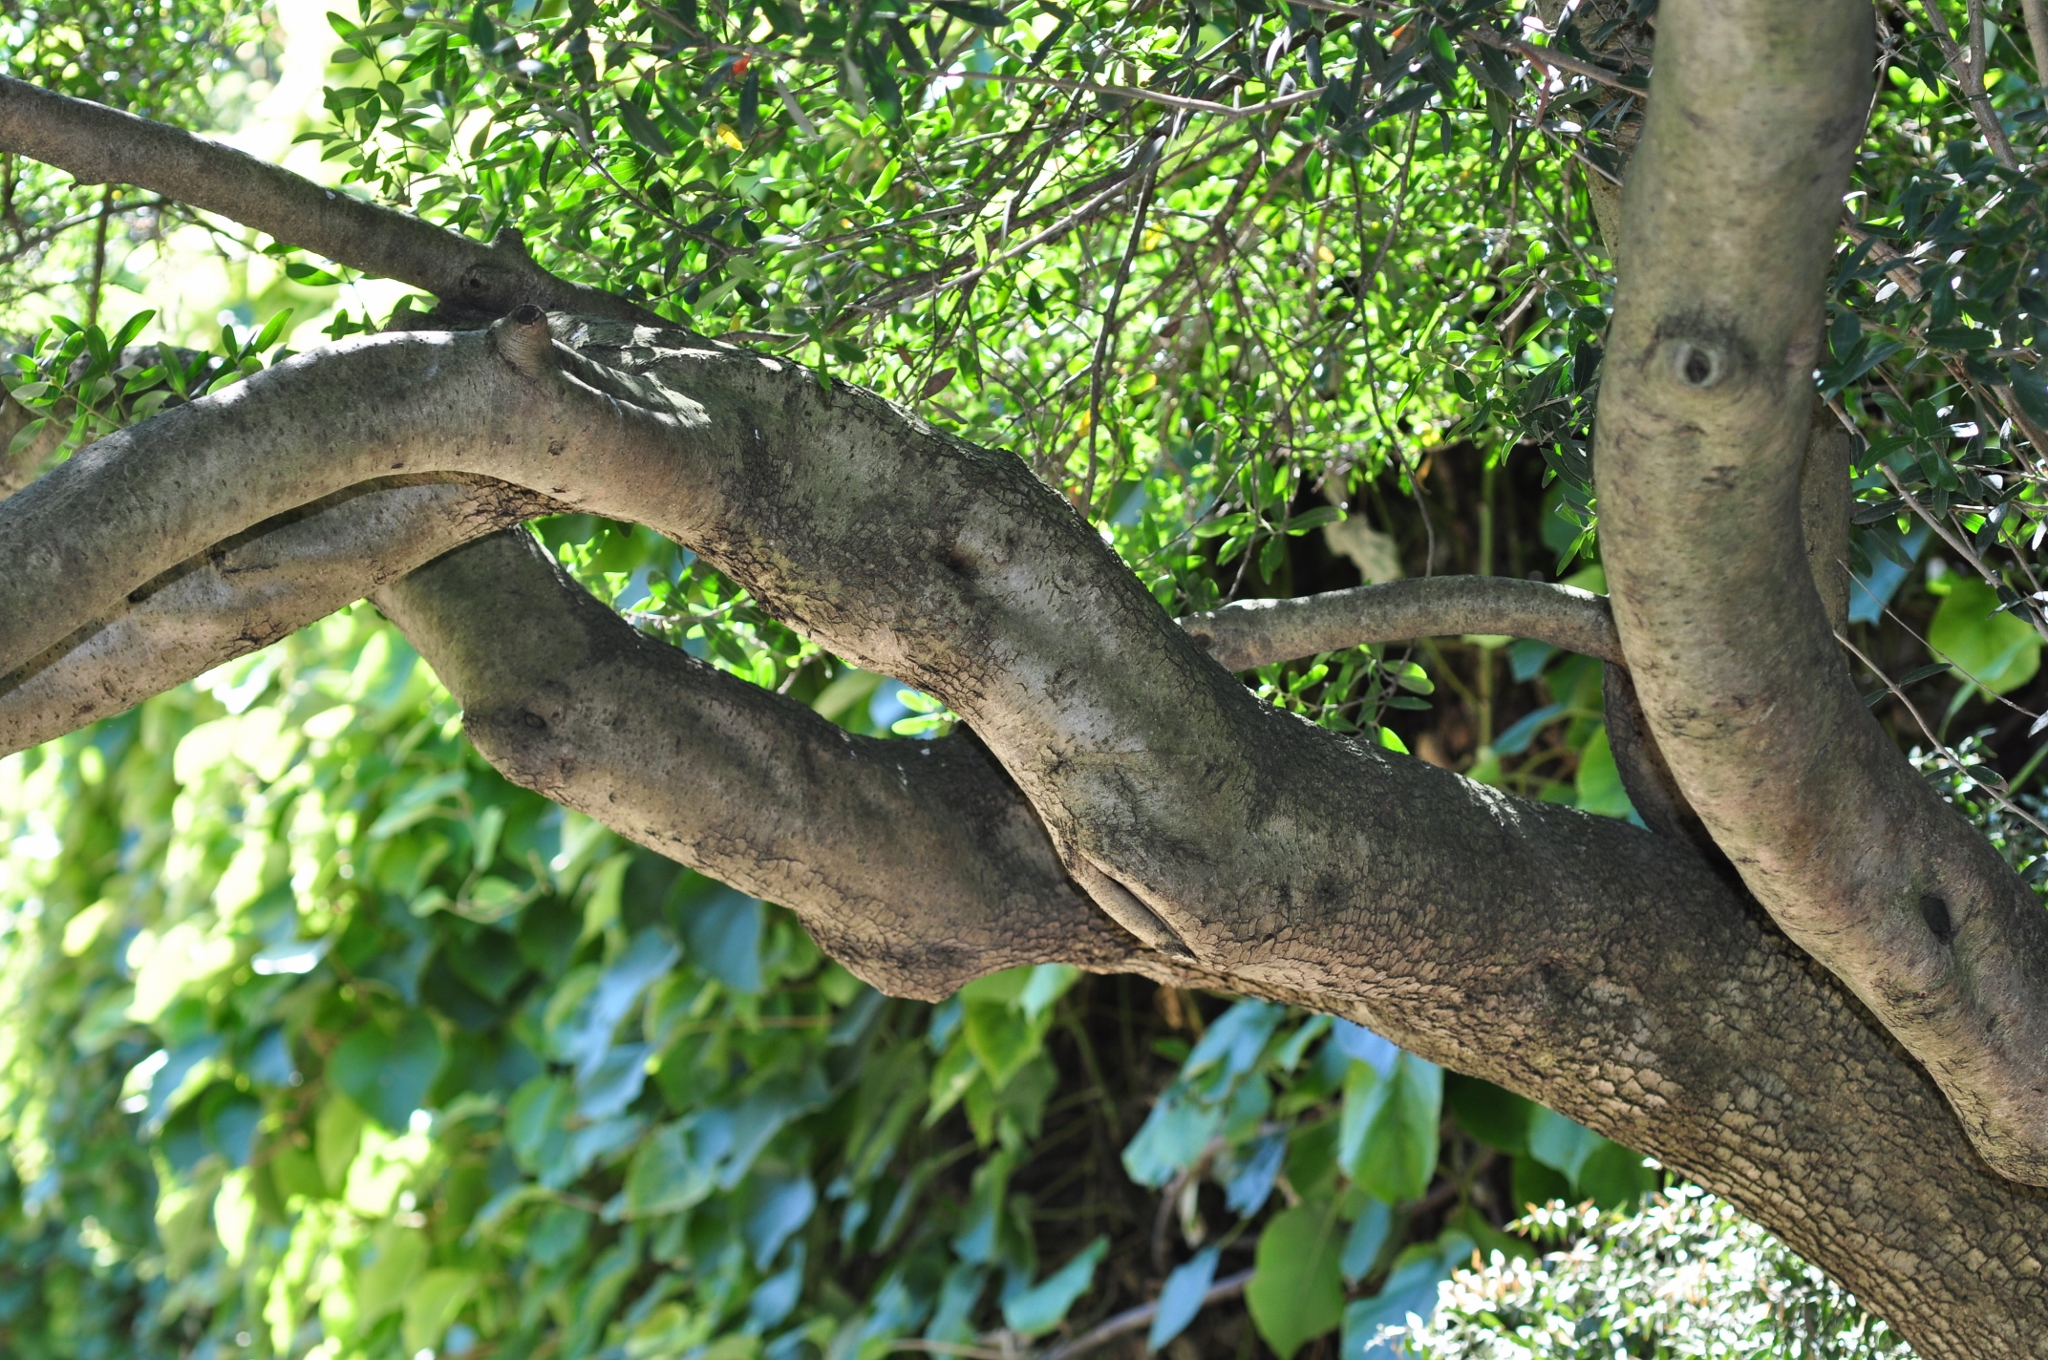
[376, 528, 2048, 1360]
[3, 2, 2048, 1348]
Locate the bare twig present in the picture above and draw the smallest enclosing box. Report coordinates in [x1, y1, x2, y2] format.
[1880, 462, 2048, 643]
[1914, 0, 2019, 168]
[1835, 628, 2048, 840]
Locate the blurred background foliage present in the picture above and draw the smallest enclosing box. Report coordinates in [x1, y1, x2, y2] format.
[11, 0, 2048, 1353]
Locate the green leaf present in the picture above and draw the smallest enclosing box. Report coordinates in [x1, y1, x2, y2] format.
[1445, 1074, 1539, 1155]
[1340, 1053, 1441, 1202]
[622, 1119, 719, 1217]
[1001, 1235, 1107, 1336]
[355, 1223, 430, 1324]
[1341, 1235, 1469, 1355]
[6, 418, 49, 458]
[252, 308, 294, 354]
[1150, 1245, 1221, 1348]
[315, 1095, 365, 1195]
[1340, 1198, 1393, 1284]
[109, 309, 156, 354]
[1283, 505, 1344, 534]
[403, 1268, 478, 1353]
[1573, 728, 1633, 819]
[1527, 1107, 1603, 1186]
[1929, 576, 2042, 694]
[329, 1014, 446, 1130]
[963, 1001, 1047, 1089]
[617, 97, 675, 155]
[1247, 1201, 1346, 1360]
[2009, 364, 2048, 429]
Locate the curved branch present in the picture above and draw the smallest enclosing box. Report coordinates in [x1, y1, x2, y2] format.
[0, 309, 712, 684]
[1178, 577, 1621, 671]
[0, 75, 658, 324]
[0, 480, 547, 755]
[6, 297, 2048, 1348]
[1596, 0, 2048, 1185]
[374, 528, 1162, 1000]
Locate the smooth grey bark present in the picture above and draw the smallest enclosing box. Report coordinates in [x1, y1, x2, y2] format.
[1597, 0, 2048, 1187]
[1180, 577, 1620, 671]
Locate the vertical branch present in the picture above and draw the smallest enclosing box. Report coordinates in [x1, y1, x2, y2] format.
[1918, 0, 2020, 168]
[85, 184, 111, 328]
[2023, 0, 2048, 90]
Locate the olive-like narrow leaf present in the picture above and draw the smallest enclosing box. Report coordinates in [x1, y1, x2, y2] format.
[617, 98, 675, 155]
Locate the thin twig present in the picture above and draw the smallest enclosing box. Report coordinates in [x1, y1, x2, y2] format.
[1880, 462, 2048, 643]
[1083, 160, 1161, 511]
[1914, 0, 2019, 168]
[1837, 628, 2048, 839]
[84, 184, 110, 329]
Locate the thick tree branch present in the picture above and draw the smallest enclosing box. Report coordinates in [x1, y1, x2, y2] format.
[1597, 0, 2048, 1186]
[0, 480, 546, 755]
[0, 75, 661, 324]
[374, 527, 1164, 1000]
[2, 293, 2047, 1351]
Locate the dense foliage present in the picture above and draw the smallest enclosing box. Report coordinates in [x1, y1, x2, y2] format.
[7, 0, 2048, 1355]
[1404, 1190, 1915, 1359]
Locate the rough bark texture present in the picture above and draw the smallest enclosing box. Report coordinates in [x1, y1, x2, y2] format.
[5, 304, 2048, 1352]
[6, 3, 2048, 1351]
[1597, 0, 2048, 1187]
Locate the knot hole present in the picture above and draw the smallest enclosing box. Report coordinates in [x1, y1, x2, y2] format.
[1920, 893, 1954, 945]
[1672, 341, 1723, 389]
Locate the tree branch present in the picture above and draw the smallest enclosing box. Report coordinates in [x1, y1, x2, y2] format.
[367, 488, 2048, 1360]
[1597, 0, 2048, 1186]
[373, 527, 1164, 1000]
[0, 480, 547, 755]
[0, 75, 661, 324]
[1178, 577, 1621, 672]
[7, 300, 2048, 1350]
